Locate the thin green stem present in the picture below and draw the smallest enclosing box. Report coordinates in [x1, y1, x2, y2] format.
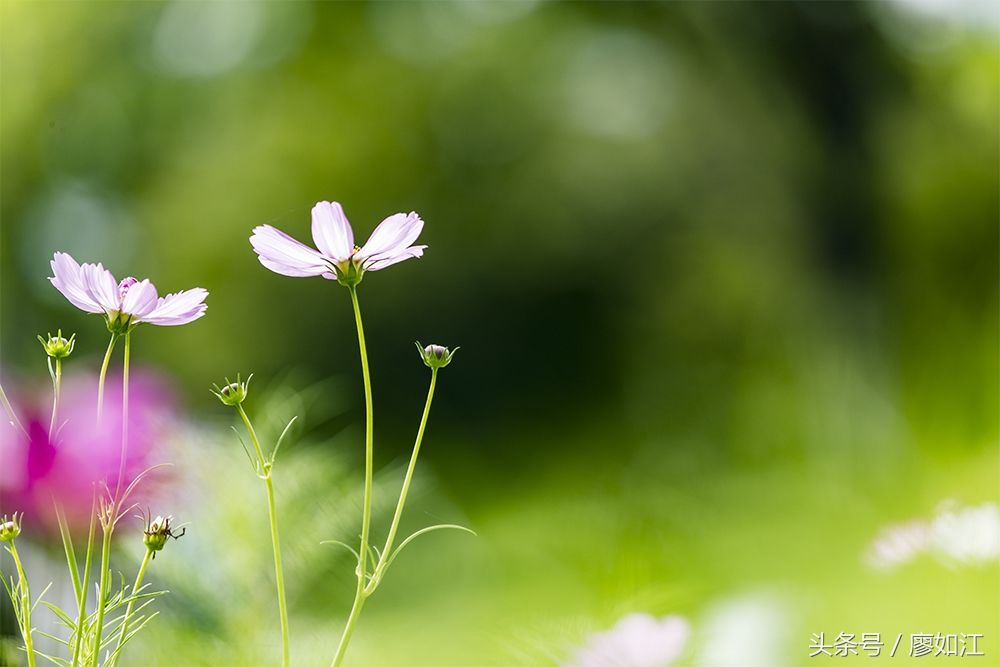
[330, 286, 375, 667]
[110, 547, 153, 666]
[368, 368, 437, 594]
[237, 404, 290, 667]
[71, 497, 97, 667]
[0, 381, 28, 438]
[96, 333, 118, 422]
[330, 590, 366, 667]
[9, 541, 36, 667]
[114, 332, 130, 502]
[90, 526, 112, 667]
[265, 476, 291, 667]
[236, 404, 267, 464]
[48, 357, 62, 437]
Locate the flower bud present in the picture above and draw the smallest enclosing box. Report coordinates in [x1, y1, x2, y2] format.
[212, 374, 252, 407]
[142, 514, 183, 555]
[416, 342, 458, 369]
[0, 513, 22, 542]
[37, 330, 76, 359]
[144, 516, 169, 551]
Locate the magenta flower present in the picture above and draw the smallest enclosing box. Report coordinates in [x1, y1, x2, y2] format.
[250, 201, 426, 286]
[0, 371, 174, 532]
[49, 252, 208, 330]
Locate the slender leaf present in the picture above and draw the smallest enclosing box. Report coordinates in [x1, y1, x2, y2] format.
[55, 506, 83, 605]
[384, 524, 477, 571]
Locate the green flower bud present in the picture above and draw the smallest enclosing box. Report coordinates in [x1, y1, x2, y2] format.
[143, 514, 184, 556]
[416, 342, 458, 370]
[37, 330, 76, 359]
[211, 374, 252, 407]
[0, 513, 23, 542]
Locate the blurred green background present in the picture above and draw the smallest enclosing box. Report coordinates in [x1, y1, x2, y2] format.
[1, 1, 997, 665]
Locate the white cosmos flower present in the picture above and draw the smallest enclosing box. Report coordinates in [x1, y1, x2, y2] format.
[250, 200, 426, 286]
[49, 252, 208, 330]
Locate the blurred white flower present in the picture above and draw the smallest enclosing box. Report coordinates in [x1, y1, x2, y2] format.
[864, 501, 1000, 571]
[565, 613, 689, 667]
[696, 592, 791, 667]
[865, 520, 931, 571]
[929, 501, 1000, 566]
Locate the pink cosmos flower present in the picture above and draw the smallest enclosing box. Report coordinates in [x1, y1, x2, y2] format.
[0, 371, 174, 532]
[49, 252, 208, 329]
[250, 201, 426, 284]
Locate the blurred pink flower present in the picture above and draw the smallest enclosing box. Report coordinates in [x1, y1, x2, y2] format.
[566, 613, 690, 667]
[49, 252, 208, 326]
[250, 200, 426, 280]
[864, 500, 1000, 571]
[864, 519, 931, 571]
[0, 371, 175, 533]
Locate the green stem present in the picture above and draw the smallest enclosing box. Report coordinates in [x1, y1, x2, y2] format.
[9, 541, 36, 667]
[110, 547, 153, 666]
[0, 381, 28, 438]
[330, 589, 366, 667]
[48, 358, 62, 437]
[368, 368, 437, 594]
[237, 405, 290, 667]
[90, 526, 112, 667]
[265, 476, 291, 667]
[71, 499, 97, 667]
[96, 333, 118, 422]
[114, 333, 130, 502]
[93, 332, 127, 666]
[236, 404, 267, 464]
[330, 286, 375, 667]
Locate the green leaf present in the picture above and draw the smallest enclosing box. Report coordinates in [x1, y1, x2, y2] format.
[42, 601, 78, 632]
[270, 415, 298, 465]
[384, 524, 476, 572]
[31, 581, 53, 613]
[56, 506, 83, 606]
[320, 540, 361, 563]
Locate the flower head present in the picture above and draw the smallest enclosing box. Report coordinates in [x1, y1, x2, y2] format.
[49, 252, 208, 332]
[38, 330, 76, 359]
[250, 201, 426, 287]
[0, 372, 172, 532]
[0, 513, 23, 542]
[416, 342, 458, 369]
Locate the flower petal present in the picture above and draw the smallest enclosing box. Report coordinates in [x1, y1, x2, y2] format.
[311, 201, 354, 262]
[250, 225, 330, 277]
[49, 252, 104, 313]
[81, 263, 121, 312]
[121, 279, 159, 319]
[143, 288, 209, 326]
[355, 212, 424, 262]
[364, 245, 426, 271]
